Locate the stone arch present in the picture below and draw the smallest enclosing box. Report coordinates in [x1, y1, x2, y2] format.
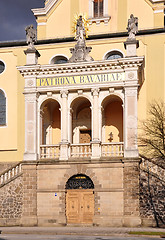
[39, 96, 62, 110]
[58, 165, 101, 190]
[66, 174, 94, 189]
[58, 165, 102, 221]
[69, 95, 92, 109]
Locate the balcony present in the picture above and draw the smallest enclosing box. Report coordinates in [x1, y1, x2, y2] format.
[40, 142, 124, 160]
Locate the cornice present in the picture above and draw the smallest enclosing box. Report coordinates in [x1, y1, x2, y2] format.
[32, 0, 60, 17]
[17, 57, 144, 77]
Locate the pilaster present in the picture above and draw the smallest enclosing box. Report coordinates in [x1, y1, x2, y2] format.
[124, 86, 138, 158]
[60, 90, 69, 160]
[91, 88, 101, 159]
[24, 92, 39, 161]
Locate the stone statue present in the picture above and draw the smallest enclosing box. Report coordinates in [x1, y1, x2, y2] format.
[76, 15, 86, 41]
[69, 15, 93, 62]
[127, 14, 138, 40]
[25, 25, 37, 49]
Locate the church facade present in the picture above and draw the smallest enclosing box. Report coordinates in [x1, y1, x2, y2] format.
[0, 0, 165, 227]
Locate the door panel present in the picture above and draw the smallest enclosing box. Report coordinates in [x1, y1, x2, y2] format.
[80, 130, 91, 143]
[82, 192, 94, 223]
[66, 190, 94, 224]
[66, 192, 80, 223]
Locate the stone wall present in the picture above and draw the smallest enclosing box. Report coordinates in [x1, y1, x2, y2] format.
[140, 167, 165, 227]
[21, 164, 37, 226]
[123, 161, 141, 227]
[0, 175, 23, 226]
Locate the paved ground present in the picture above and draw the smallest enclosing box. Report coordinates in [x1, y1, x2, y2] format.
[0, 234, 163, 240]
[0, 226, 165, 237]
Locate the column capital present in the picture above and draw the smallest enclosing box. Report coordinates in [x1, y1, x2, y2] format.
[91, 88, 100, 96]
[60, 90, 68, 98]
[124, 86, 138, 96]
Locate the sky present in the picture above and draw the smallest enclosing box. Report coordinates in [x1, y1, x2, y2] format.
[0, 0, 45, 42]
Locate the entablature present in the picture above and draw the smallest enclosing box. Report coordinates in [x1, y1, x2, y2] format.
[18, 57, 144, 77]
[17, 57, 144, 93]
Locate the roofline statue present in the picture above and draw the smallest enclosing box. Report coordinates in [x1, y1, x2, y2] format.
[69, 14, 94, 62]
[25, 24, 37, 49]
[127, 14, 138, 40]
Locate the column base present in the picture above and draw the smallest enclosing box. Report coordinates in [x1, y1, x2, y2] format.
[24, 153, 38, 161]
[91, 141, 101, 159]
[59, 142, 69, 160]
[124, 149, 139, 158]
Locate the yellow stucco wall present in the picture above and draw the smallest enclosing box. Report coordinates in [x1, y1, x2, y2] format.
[36, 0, 164, 40]
[0, 0, 165, 162]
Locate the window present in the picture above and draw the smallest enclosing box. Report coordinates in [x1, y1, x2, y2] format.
[94, 0, 103, 18]
[0, 90, 6, 126]
[0, 61, 5, 74]
[50, 55, 68, 64]
[105, 50, 123, 60]
[89, 0, 110, 25]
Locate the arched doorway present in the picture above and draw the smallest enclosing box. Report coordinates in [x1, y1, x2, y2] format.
[66, 174, 94, 224]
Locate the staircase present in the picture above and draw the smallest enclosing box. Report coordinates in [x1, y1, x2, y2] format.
[0, 163, 22, 187]
[140, 158, 165, 182]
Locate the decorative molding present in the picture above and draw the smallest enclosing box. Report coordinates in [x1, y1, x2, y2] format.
[60, 90, 68, 98]
[91, 88, 100, 96]
[88, 16, 111, 25]
[17, 57, 144, 77]
[32, 0, 60, 17]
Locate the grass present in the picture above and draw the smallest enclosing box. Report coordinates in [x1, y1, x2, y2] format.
[129, 231, 165, 236]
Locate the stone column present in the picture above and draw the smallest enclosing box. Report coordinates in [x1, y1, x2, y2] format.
[24, 92, 38, 161]
[124, 86, 138, 158]
[91, 88, 101, 159]
[21, 164, 37, 226]
[60, 90, 69, 160]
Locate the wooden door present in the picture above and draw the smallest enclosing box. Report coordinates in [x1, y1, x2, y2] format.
[80, 130, 91, 143]
[66, 190, 94, 224]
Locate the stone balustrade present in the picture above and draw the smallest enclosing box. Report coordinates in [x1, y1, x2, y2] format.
[40, 144, 60, 159]
[40, 142, 124, 159]
[0, 163, 22, 186]
[70, 143, 92, 158]
[101, 142, 124, 157]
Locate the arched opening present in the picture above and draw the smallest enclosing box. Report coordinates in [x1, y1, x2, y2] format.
[50, 55, 68, 64]
[0, 90, 6, 126]
[41, 99, 61, 145]
[71, 97, 92, 144]
[102, 95, 123, 142]
[70, 97, 92, 158]
[40, 99, 61, 159]
[66, 174, 94, 224]
[66, 174, 94, 189]
[105, 50, 123, 60]
[101, 95, 123, 157]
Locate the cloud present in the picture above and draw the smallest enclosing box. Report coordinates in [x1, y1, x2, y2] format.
[0, 0, 44, 41]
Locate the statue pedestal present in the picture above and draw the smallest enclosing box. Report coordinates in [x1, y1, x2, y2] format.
[69, 38, 94, 63]
[24, 48, 40, 65]
[124, 39, 139, 57]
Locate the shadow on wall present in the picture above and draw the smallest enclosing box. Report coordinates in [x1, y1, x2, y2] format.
[140, 167, 165, 228]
